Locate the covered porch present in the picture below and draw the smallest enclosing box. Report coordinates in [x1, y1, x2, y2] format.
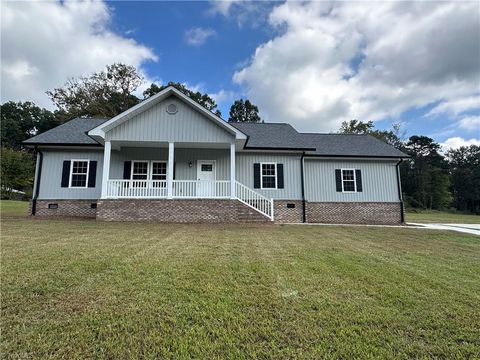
[101, 141, 237, 199]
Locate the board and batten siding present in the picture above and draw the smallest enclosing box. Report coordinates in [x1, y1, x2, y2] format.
[235, 153, 302, 200]
[110, 147, 230, 180]
[105, 97, 234, 144]
[304, 159, 400, 202]
[38, 149, 103, 199]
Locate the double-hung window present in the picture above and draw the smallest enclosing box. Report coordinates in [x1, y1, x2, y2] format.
[131, 161, 149, 187]
[151, 161, 167, 187]
[341, 169, 356, 192]
[70, 160, 89, 188]
[261, 163, 277, 189]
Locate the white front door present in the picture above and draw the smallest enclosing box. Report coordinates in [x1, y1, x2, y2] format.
[197, 161, 216, 197]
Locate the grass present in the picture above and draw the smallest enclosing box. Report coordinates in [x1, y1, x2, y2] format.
[406, 209, 480, 224]
[0, 199, 29, 218]
[1, 200, 480, 358]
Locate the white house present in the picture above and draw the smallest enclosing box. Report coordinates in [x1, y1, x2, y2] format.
[24, 86, 408, 224]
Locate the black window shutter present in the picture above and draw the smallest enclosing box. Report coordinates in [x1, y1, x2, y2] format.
[335, 169, 342, 192]
[123, 161, 131, 179]
[253, 163, 261, 188]
[277, 164, 284, 189]
[355, 169, 363, 192]
[88, 161, 97, 188]
[173, 161, 176, 180]
[61, 160, 71, 187]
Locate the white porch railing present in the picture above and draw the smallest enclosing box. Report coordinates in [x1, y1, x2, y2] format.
[235, 181, 274, 220]
[106, 180, 168, 198]
[172, 180, 231, 198]
[105, 180, 231, 199]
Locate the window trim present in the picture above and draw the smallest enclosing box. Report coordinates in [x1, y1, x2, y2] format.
[341, 168, 357, 193]
[130, 160, 150, 181]
[69, 159, 90, 188]
[130, 160, 168, 181]
[151, 161, 168, 187]
[260, 162, 277, 190]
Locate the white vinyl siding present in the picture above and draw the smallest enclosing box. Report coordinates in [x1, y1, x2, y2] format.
[105, 98, 234, 144]
[305, 159, 399, 202]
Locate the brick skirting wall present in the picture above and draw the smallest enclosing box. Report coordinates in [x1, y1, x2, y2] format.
[305, 202, 403, 224]
[30, 199, 402, 224]
[97, 199, 270, 223]
[274, 200, 304, 223]
[31, 199, 98, 218]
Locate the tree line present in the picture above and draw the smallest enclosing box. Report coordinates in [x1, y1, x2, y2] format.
[338, 120, 480, 213]
[1, 63, 479, 213]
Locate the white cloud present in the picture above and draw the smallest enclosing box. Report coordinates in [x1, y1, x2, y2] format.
[234, 1, 480, 132]
[459, 115, 480, 131]
[441, 137, 480, 151]
[426, 96, 480, 117]
[208, 0, 273, 28]
[1, 0, 157, 109]
[184, 27, 216, 46]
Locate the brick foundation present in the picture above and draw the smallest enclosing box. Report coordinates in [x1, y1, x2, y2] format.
[31, 199, 98, 218]
[273, 200, 304, 223]
[97, 199, 271, 223]
[305, 202, 403, 224]
[30, 199, 403, 225]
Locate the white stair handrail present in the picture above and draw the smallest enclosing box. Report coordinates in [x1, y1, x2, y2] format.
[235, 181, 274, 221]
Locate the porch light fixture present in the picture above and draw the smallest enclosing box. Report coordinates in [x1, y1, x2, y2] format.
[189, 161, 193, 168]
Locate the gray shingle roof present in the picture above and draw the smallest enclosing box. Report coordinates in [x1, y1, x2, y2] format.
[23, 117, 109, 145]
[300, 133, 408, 158]
[230, 123, 314, 150]
[24, 117, 407, 158]
[231, 122, 408, 158]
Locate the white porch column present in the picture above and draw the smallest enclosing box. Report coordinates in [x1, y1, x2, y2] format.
[101, 140, 111, 199]
[230, 142, 236, 199]
[167, 142, 174, 199]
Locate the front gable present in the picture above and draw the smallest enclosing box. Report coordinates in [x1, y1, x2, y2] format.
[88, 86, 246, 144]
[105, 96, 233, 143]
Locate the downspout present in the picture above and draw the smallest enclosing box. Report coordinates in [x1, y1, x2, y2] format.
[31, 147, 43, 216]
[396, 159, 404, 223]
[300, 152, 306, 223]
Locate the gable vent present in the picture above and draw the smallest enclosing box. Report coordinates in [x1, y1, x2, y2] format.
[166, 103, 178, 114]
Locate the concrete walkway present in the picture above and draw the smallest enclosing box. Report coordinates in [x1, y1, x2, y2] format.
[407, 223, 480, 236]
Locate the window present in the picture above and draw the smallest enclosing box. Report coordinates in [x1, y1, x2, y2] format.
[131, 161, 148, 187]
[342, 169, 356, 192]
[152, 161, 167, 187]
[261, 163, 277, 189]
[201, 164, 213, 172]
[70, 160, 89, 188]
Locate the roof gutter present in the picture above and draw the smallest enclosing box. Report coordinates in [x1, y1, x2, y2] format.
[301, 151, 306, 223]
[31, 147, 43, 216]
[396, 159, 404, 223]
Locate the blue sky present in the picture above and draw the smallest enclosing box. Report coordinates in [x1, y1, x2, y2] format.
[1, 1, 479, 149]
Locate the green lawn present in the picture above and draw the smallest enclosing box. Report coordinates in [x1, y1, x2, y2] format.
[2, 201, 480, 358]
[406, 209, 480, 224]
[1, 199, 29, 218]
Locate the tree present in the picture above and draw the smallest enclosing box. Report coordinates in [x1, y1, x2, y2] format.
[228, 99, 262, 123]
[338, 119, 404, 149]
[402, 136, 452, 209]
[47, 63, 143, 121]
[143, 82, 221, 116]
[447, 145, 480, 213]
[1, 101, 60, 149]
[0, 147, 34, 198]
